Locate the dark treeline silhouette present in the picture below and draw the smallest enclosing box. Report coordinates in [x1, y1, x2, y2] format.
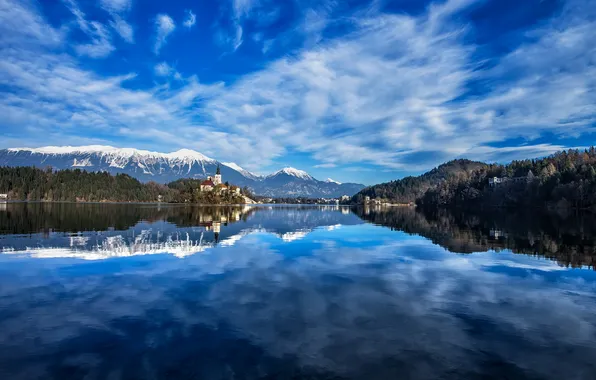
[352, 159, 486, 204]
[419, 148, 596, 210]
[352, 148, 596, 211]
[0, 167, 246, 204]
[0, 202, 257, 235]
[354, 206, 596, 269]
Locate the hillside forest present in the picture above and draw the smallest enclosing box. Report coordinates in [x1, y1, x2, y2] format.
[0, 167, 247, 204]
[353, 148, 596, 211]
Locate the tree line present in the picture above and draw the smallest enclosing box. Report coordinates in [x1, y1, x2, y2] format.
[354, 206, 596, 269]
[0, 167, 246, 204]
[418, 148, 596, 210]
[351, 159, 487, 204]
[352, 148, 596, 211]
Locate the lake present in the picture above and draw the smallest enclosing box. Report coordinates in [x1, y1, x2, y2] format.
[1, 202, 595, 380]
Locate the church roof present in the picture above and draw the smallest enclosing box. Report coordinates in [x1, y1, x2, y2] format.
[201, 179, 214, 186]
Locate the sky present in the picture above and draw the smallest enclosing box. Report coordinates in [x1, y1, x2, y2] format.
[0, 0, 594, 184]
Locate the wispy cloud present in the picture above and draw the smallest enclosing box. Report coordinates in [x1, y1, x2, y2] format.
[183, 9, 196, 29]
[154, 61, 182, 80]
[0, 0, 63, 46]
[99, 0, 134, 43]
[154, 13, 175, 54]
[314, 163, 337, 168]
[154, 62, 173, 76]
[109, 15, 133, 43]
[99, 0, 131, 13]
[225, 0, 259, 51]
[232, 0, 257, 20]
[0, 0, 594, 175]
[200, 0, 596, 170]
[63, 0, 115, 58]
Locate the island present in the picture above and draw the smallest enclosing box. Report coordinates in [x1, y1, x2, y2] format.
[0, 164, 255, 204]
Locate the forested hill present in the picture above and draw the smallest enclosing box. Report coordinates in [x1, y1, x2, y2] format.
[352, 159, 487, 204]
[0, 167, 247, 204]
[353, 148, 596, 211]
[418, 148, 596, 210]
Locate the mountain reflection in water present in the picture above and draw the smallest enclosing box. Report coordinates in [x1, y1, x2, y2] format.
[1, 202, 595, 269]
[0, 203, 595, 380]
[0, 203, 362, 260]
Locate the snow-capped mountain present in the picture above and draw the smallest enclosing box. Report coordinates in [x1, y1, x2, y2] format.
[0, 145, 252, 185]
[222, 162, 262, 181]
[0, 146, 365, 197]
[267, 167, 314, 181]
[256, 167, 363, 198]
[326, 178, 342, 185]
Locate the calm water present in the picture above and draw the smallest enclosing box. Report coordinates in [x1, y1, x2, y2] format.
[1, 203, 596, 380]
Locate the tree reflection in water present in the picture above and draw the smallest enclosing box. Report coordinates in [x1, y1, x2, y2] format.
[354, 205, 596, 269]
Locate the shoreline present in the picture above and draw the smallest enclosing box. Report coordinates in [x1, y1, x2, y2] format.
[0, 200, 352, 207]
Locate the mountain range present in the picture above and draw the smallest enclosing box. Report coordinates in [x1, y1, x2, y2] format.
[0, 146, 364, 198]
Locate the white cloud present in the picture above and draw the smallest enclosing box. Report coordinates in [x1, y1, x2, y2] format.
[314, 163, 337, 168]
[223, 0, 258, 51]
[109, 15, 133, 43]
[154, 62, 172, 77]
[100, 0, 131, 13]
[0, 0, 595, 173]
[154, 13, 175, 54]
[0, 0, 63, 46]
[198, 0, 596, 170]
[63, 0, 115, 58]
[153, 62, 182, 79]
[183, 9, 196, 29]
[233, 0, 256, 19]
[99, 0, 134, 43]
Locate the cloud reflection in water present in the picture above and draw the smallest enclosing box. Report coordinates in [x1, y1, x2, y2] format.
[0, 225, 595, 380]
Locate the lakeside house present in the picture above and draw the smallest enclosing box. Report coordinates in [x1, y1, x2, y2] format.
[489, 171, 535, 187]
[0, 194, 7, 201]
[488, 177, 503, 187]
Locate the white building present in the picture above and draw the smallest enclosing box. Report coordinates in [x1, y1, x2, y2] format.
[213, 165, 222, 185]
[488, 177, 503, 187]
[0, 194, 7, 201]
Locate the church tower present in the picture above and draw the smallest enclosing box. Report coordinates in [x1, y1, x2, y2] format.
[213, 164, 222, 185]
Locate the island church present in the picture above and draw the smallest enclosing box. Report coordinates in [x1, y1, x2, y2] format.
[200, 165, 240, 194]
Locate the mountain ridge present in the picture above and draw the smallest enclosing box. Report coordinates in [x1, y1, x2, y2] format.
[352, 159, 488, 204]
[0, 146, 365, 198]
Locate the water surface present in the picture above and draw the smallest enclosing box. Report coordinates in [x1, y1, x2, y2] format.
[1, 203, 595, 380]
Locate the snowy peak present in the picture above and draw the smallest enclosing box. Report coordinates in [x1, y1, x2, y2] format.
[8, 146, 215, 163]
[166, 149, 214, 162]
[0, 146, 367, 197]
[270, 167, 314, 181]
[223, 162, 262, 180]
[9, 145, 119, 155]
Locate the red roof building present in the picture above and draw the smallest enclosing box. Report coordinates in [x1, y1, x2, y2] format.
[200, 179, 215, 191]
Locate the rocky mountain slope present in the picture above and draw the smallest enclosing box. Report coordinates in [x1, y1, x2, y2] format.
[0, 146, 364, 198]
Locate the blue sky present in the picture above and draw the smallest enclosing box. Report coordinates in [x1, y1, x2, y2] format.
[0, 0, 594, 184]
